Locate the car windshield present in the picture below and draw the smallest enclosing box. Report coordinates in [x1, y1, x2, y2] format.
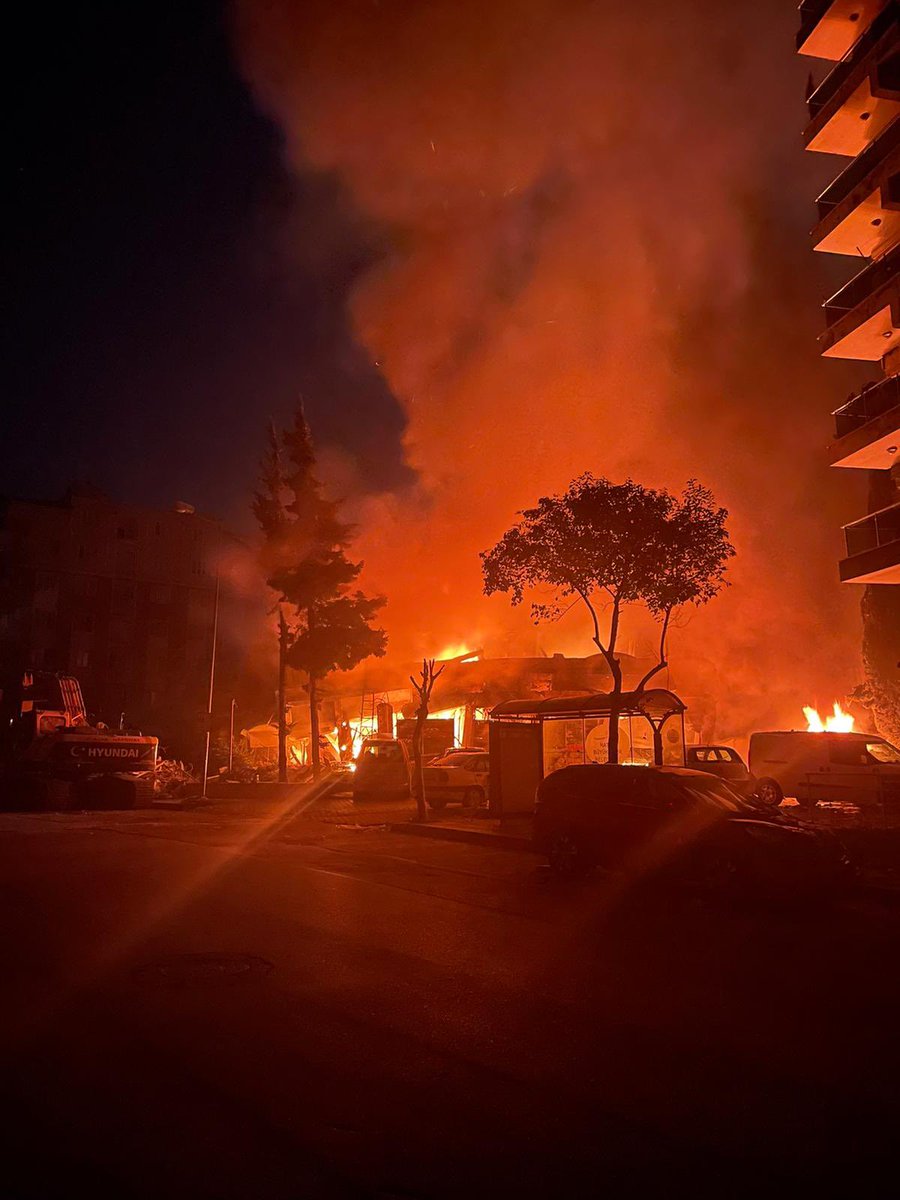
[434, 753, 481, 768]
[866, 739, 900, 764]
[675, 775, 750, 813]
[360, 743, 402, 761]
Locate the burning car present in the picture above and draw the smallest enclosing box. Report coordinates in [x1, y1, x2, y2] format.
[423, 749, 490, 811]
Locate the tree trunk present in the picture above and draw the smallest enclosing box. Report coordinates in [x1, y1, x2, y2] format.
[606, 662, 623, 764]
[277, 608, 287, 784]
[412, 708, 427, 822]
[309, 673, 321, 779]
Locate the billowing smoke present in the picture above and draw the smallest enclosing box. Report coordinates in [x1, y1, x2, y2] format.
[233, 0, 870, 739]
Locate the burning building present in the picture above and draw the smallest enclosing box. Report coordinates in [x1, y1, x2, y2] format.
[262, 644, 700, 768]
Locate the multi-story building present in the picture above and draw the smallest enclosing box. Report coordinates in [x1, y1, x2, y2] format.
[0, 484, 249, 756]
[798, 0, 900, 583]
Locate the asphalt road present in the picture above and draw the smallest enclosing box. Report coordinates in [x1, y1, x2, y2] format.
[2, 793, 900, 1198]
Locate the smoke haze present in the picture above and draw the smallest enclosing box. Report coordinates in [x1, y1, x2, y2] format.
[234, 0, 872, 738]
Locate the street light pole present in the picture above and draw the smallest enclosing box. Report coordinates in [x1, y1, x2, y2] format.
[201, 571, 219, 799]
[228, 697, 236, 773]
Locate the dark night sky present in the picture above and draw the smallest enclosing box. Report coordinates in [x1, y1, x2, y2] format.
[5, 0, 413, 529]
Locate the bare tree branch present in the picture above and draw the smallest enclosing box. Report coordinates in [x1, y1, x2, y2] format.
[410, 659, 446, 821]
[635, 605, 674, 693]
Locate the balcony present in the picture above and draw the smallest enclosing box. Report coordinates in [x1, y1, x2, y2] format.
[820, 241, 900, 358]
[798, 0, 889, 60]
[813, 117, 900, 253]
[840, 501, 900, 581]
[830, 373, 900, 464]
[804, 6, 900, 154]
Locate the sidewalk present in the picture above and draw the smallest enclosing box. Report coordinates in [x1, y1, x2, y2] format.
[153, 771, 343, 812]
[389, 814, 534, 852]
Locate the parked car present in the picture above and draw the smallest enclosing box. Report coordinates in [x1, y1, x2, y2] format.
[686, 745, 757, 797]
[749, 730, 900, 808]
[533, 764, 854, 898]
[352, 736, 411, 803]
[423, 749, 489, 811]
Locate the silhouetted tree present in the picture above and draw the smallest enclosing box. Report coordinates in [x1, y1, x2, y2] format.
[481, 475, 734, 763]
[253, 407, 387, 779]
[409, 659, 445, 821]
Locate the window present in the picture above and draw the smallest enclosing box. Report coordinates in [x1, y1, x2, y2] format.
[866, 740, 900, 764]
[360, 742, 403, 762]
[828, 741, 870, 767]
[619, 773, 663, 808]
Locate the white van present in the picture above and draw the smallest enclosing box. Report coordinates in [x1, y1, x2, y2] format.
[748, 730, 900, 808]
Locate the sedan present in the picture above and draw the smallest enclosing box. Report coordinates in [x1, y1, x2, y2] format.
[686, 745, 757, 798]
[533, 764, 854, 900]
[423, 750, 489, 811]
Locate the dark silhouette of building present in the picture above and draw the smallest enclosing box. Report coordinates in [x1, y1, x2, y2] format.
[798, 0, 900, 584]
[0, 484, 247, 756]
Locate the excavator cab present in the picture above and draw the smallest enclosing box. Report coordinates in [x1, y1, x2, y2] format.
[1, 669, 157, 810]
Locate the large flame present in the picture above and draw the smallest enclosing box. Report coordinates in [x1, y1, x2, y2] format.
[803, 703, 854, 733]
[436, 645, 481, 663]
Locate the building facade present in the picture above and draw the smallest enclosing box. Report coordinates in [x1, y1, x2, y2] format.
[798, 0, 900, 584]
[0, 485, 244, 756]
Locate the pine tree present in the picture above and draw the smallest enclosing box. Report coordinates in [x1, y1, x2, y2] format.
[253, 406, 387, 779]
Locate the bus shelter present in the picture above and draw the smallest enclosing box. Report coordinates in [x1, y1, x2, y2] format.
[488, 688, 686, 816]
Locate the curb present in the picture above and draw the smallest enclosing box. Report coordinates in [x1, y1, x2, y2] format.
[388, 821, 533, 852]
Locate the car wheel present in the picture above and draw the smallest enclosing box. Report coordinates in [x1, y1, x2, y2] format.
[754, 777, 783, 807]
[547, 828, 593, 879]
[428, 795, 447, 813]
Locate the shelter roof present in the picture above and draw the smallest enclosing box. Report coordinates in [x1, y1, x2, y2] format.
[490, 688, 685, 721]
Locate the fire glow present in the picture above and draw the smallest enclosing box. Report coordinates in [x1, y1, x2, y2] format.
[803, 703, 854, 733]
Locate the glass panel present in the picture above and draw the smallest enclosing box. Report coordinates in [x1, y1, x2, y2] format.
[542, 719, 586, 775]
[661, 716, 685, 765]
[624, 716, 654, 766]
[584, 718, 607, 763]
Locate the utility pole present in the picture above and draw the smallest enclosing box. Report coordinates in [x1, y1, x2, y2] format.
[228, 697, 236, 773]
[277, 606, 288, 784]
[200, 571, 220, 800]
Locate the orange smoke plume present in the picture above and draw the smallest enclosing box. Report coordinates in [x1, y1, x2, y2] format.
[233, 0, 865, 740]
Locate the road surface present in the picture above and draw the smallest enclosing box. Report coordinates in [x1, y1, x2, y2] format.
[2, 793, 899, 1197]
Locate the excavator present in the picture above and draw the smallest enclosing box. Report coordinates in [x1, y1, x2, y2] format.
[0, 670, 158, 810]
